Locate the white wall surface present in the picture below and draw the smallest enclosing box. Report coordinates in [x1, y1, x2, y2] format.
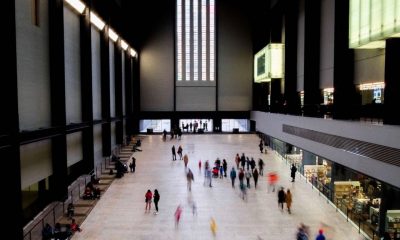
[16, 0, 51, 130]
[296, 0, 305, 92]
[91, 28, 102, 120]
[64, 6, 82, 124]
[66, 132, 83, 167]
[20, 139, 52, 189]
[319, 0, 334, 89]
[354, 49, 385, 85]
[109, 41, 116, 117]
[251, 111, 400, 188]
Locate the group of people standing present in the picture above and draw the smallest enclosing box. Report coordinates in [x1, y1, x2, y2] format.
[145, 189, 160, 214]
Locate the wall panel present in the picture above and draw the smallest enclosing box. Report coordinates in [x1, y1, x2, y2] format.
[20, 140, 52, 189]
[64, 6, 82, 124]
[66, 132, 83, 167]
[109, 41, 116, 117]
[16, 0, 51, 130]
[296, 0, 305, 92]
[92, 28, 102, 120]
[319, 0, 335, 89]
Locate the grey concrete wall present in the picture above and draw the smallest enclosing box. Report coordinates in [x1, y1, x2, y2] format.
[16, 0, 51, 130]
[217, 0, 253, 111]
[92, 28, 102, 120]
[64, 6, 82, 124]
[20, 139, 52, 189]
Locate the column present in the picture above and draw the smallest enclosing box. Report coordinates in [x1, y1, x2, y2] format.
[303, 0, 321, 117]
[333, 0, 357, 120]
[384, 38, 400, 125]
[124, 53, 133, 137]
[115, 45, 123, 144]
[80, 6, 94, 173]
[101, 28, 111, 156]
[284, 0, 301, 115]
[2, 2, 22, 237]
[49, 0, 68, 201]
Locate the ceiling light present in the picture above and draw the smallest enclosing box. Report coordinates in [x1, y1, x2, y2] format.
[108, 28, 118, 42]
[120, 40, 128, 50]
[64, 0, 85, 14]
[90, 12, 105, 31]
[130, 48, 137, 57]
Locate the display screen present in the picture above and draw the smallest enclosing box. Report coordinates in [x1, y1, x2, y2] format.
[257, 55, 265, 76]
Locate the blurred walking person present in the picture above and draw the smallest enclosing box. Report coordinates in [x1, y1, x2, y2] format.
[177, 145, 183, 160]
[183, 154, 189, 168]
[174, 205, 183, 228]
[198, 160, 202, 172]
[268, 171, 278, 192]
[286, 189, 292, 214]
[235, 153, 240, 169]
[187, 168, 194, 191]
[172, 145, 176, 161]
[258, 158, 264, 176]
[222, 159, 228, 177]
[290, 164, 297, 182]
[210, 217, 217, 236]
[253, 168, 259, 188]
[278, 187, 286, 211]
[245, 169, 252, 188]
[230, 167, 237, 188]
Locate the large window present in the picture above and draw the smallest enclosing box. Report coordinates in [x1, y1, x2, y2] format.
[176, 0, 215, 82]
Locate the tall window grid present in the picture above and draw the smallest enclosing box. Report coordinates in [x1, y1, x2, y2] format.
[176, 0, 215, 82]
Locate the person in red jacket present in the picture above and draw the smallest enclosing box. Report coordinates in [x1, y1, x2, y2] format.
[145, 189, 153, 213]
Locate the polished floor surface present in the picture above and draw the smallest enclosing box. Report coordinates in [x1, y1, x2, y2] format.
[72, 134, 366, 240]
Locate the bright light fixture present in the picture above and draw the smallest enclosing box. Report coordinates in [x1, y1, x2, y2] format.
[130, 48, 137, 57]
[323, 88, 334, 93]
[108, 28, 118, 42]
[254, 43, 284, 83]
[355, 41, 386, 49]
[349, 0, 400, 49]
[90, 12, 105, 31]
[64, 0, 85, 14]
[120, 40, 128, 50]
[359, 82, 385, 90]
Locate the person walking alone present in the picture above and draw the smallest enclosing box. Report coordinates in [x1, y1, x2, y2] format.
[253, 168, 259, 188]
[183, 154, 189, 168]
[291, 164, 297, 182]
[177, 145, 183, 160]
[174, 205, 183, 228]
[172, 145, 176, 161]
[230, 167, 236, 188]
[222, 159, 228, 177]
[187, 169, 194, 191]
[258, 158, 264, 176]
[153, 189, 160, 214]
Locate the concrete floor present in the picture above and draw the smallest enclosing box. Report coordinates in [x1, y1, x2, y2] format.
[72, 134, 366, 240]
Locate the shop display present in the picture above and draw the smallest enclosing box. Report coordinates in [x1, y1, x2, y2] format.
[386, 210, 400, 235]
[304, 165, 331, 185]
[334, 181, 360, 205]
[286, 154, 302, 165]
